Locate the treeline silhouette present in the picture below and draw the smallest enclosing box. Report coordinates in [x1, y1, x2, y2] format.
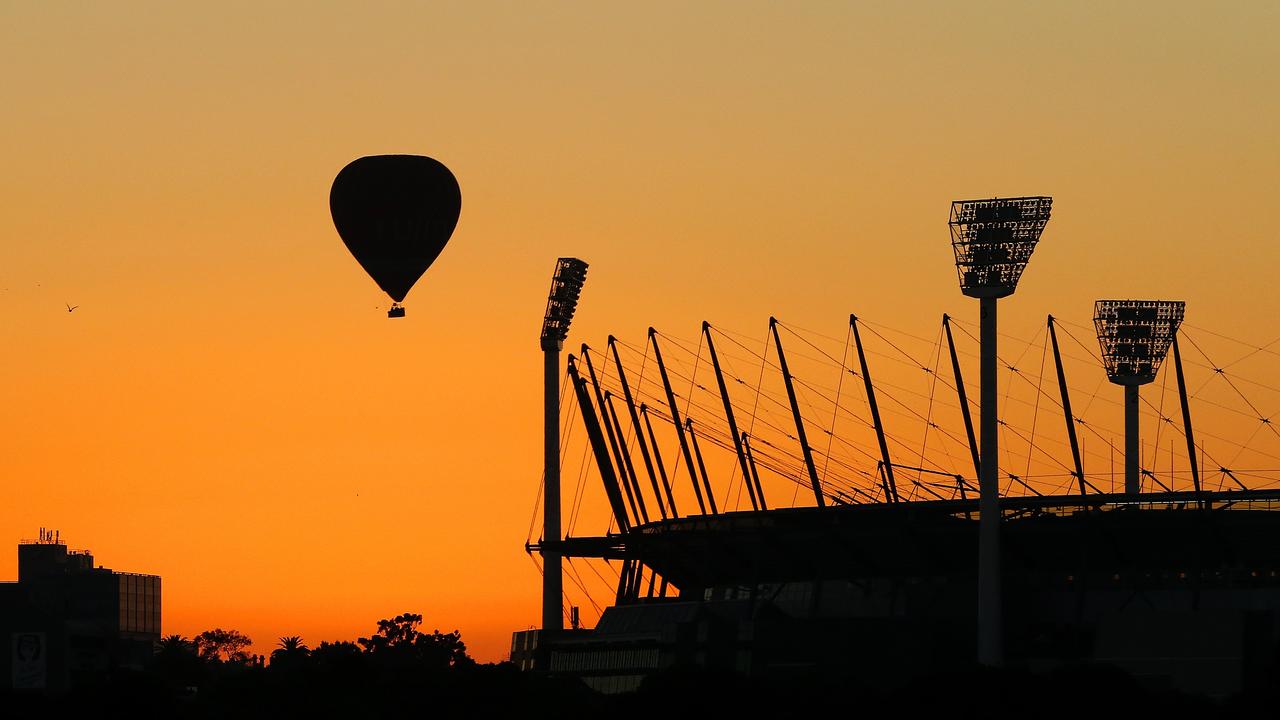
[3, 612, 1273, 719]
[4, 612, 594, 718]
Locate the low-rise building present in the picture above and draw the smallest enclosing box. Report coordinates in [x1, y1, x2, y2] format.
[1, 529, 160, 690]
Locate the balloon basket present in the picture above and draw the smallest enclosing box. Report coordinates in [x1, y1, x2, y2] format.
[388, 305, 406, 318]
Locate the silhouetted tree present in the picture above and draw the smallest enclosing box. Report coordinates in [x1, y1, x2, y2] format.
[309, 640, 365, 678]
[271, 635, 308, 659]
[358, 612, 471, 670]
[278, 635, 307, 652]
[195, 628, 253, 664]
[358, 613, 423, 652]
[150, 634, 203, 688]
[155, 634, 195, 656]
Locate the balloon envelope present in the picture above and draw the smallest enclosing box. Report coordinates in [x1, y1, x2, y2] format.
[330, 155, 461, 303]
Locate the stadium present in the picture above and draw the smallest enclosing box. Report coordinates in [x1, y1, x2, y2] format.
[512, 201, 1280, 696]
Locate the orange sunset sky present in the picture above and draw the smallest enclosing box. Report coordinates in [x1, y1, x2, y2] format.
[2, 2, 1278, 661]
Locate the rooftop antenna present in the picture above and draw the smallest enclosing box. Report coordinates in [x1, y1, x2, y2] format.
[949, 195, 1052, 668]
[1093, 300, 1185, 495]
[539, 258, 589, 634]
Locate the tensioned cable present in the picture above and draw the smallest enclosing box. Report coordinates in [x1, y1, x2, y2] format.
[819, 324, 853, 490]
[607, 339, 802, 461]
[778, 319, 1068, 496]
[1172, 348, 1280, 396]
[1043, 345, 1238, 491]
[1183, 323, 1280, 363]
[563, 558, 603, 615]
[1023, 329, 1050, 489]
[661, 389, 877, 500]
[782, 367, 972, 481]
[1151, 359, 1171, 486]
[1000, 325, 1046, 420]
[951, 318, 1107, 418]
[763, 331, 954, 441]
[1172, 348, 1280, 397]
[1174, 331, 1277, 485]
[935, 330, 1094, 494]
[526, 474, 544, 545]
[604, 353, 824, 504]
[528, 372, 576, 544]
[858, 317, 943, 347]
[580, 557, 620, 596]
[566, 441, 593, 535]
[913, 326, 945, 492]
[857, 321, 935, 377]
[614, 335, 799, 446]
[775, 320, 856, 370]
[1130, 391, 1270, 488]
[995, 319, 1274, 490]
[743, 326, 773, 506]
[921, 322, 966, 491]
[1182, 330, 1280, 442]
[678, 331, 705, 419]
[598, 314, 1280, 504]
[949, 319, 1126, 467]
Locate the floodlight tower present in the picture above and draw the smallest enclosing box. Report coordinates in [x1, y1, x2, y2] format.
[949, 195, 1052, 667]
[539, 258, 589, 633]
[1093, 300, 1185, 495]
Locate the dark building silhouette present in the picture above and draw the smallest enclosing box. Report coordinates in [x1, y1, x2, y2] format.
[1, 529, 160, 690]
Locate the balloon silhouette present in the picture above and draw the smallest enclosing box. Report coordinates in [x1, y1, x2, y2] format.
[330, 155, 462, 317]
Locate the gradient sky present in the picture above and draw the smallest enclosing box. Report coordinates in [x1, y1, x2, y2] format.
[2, 1, 1278, 661]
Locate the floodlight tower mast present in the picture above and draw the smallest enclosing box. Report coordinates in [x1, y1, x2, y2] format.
[949, 195, 1052, 668]
[1093, 300, 1185, 494]
[539, 258, 589, 633]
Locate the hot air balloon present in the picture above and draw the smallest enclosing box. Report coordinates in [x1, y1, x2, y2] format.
[330, 155, 462, 317]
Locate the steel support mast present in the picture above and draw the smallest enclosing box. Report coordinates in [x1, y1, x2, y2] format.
[567, 355, 631, 533]
[769, 317, 824, 507]
[1048, 316, 1087, 494]
[608, 336, 669, 519]
[582, 346, 645, 524]
[943, 314, 982, 482]
[640, 404, 679, 517]
[851, 315, 897, 502]
[650, 328, 715, 514]
[1172, 335, 1201, 495]
[703, 322, 763, 510]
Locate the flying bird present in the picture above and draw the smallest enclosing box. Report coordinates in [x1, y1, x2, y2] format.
[66, 303, 78, 313]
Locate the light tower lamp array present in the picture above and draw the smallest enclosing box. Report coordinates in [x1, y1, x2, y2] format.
[949, 195, 1053, 669]
[949, 196, 1053, 299]
[540, 258, 589, 633]
[1093, 300, 1186, 495]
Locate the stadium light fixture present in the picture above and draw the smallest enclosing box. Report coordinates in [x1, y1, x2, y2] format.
[1094, 300, 1184, 494]
[540, 258, 589, 352]
[539, 257, 588, 635]
[949, 195, 1052, 669]
[950, 196, 1053, 298]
